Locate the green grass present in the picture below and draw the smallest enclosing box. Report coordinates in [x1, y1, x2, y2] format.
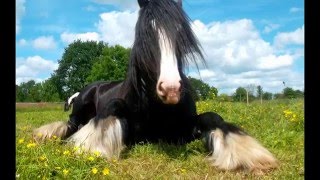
[16, 99, 304, 179]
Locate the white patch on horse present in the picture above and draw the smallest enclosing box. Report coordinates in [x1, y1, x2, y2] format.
[158, 29, 181, 90]
[156, 28, 182, 104]
[68, 92, 80, 105]
[67, 116, 124, 159]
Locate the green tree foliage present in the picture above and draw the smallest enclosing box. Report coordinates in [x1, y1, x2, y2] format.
[16, 79, 61, 102]
[39, 78, 61, 102]
[232, 87, 247, 102]
[257, 85, 263, 99]
[262, 92, 273, 100]
[188, 77, 218, 101]
[16, 80, 41, 102]
[257, 85, 263, 103]
[283, 87, 304, 99]
[86, 45, 130, 82]
[51, 40, 105, 100]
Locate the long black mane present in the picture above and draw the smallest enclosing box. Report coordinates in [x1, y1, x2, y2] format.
[121, 0, 205, 99]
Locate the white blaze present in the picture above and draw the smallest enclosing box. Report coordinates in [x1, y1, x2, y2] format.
[157, 30, 181, 89]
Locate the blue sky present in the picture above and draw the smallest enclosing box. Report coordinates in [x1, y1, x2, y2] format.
[16, 0, 304, 95]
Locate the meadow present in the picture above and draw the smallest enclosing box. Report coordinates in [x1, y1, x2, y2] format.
[16, 99, 304, 179]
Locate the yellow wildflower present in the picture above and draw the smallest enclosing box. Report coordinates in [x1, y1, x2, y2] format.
[18, 138, 24, 144]
[91, 168, 98, 174]
[93, 151, 101, 157]
[27, 143, 36, 148]
[102, 168, 110, 176]
[37, 133, 43, 137]
[73, 146, 80, 152]
[39, 155, 47, 162]
[87, 156, 95, 161]
[63, 150, 71, 156]
[63, 169, 69, 175]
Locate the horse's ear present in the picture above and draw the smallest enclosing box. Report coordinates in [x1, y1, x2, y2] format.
[138, 0, 150, 8]
[177, 0, 182, 7]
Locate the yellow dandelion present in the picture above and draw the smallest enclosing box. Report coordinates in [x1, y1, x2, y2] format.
[102, 168, 110, 176]
[52, 135, 57, 139]
[18, 138, 24, 144]
[39, 155, 47, 162]
[27, 143, 36, 148]
[180, 168, 186, 173]
[37, 133, 43, 137]
[63, 150, 71, 156]
[93, 151, 101, 157]
[87, 156, 95, 161]
[91, 168, 98, 174]
[63, 169, 69, 175]
[73, 146, 80, 152]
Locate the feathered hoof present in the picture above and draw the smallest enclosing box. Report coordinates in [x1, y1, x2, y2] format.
[33, 121, 69, 141]
[206, 129, 278, 174]
[67, 116, 125, 160]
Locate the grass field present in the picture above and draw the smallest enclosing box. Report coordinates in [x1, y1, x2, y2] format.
[16, 99, 304, 179]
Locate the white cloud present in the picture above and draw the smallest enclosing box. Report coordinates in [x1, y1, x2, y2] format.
[96, 10, 138, 47]
[188, 19, 304, 94]
[290, 7, 303, 13]
[274, 25, 304, 48]
[257, 55, 293, 70]
[61, 32, 100, 44]
[93, 0, 138, 10]
[16, 0, 26, 34]
[18, 39, 28, 46]
[16, 56, 58, 85]
[263, 23, 280, 34]
[32, 36, 57, 50]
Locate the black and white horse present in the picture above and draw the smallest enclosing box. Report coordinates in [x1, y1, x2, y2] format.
[34, 0, 277, 173]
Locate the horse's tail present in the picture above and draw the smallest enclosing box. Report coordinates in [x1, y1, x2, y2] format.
[198, 112, 278, 174]
[64, 92, 80, 111]
[33, 121, 70, 141]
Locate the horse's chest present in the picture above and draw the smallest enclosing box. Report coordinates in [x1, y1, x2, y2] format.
[131, 106, 196, 142]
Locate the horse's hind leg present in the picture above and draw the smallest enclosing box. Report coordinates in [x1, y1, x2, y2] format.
[196, 112, 278, 173]
[67, 98, 129, 159]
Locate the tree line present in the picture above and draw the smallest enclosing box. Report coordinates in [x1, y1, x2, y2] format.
[16, 40, 304, 103]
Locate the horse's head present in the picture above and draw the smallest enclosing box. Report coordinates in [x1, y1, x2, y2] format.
[130, 0, 204, 105]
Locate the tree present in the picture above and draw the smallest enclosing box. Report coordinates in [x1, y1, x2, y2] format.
[283, 87, 296, 99]
[51, 40, 105, 100]
[262, 92, 273, 100]
[188, 77, 218, 101]
[39, 78, 61, 102]
[16, 80, 36, 102]
[86, 45, 130, 82]
[257, 85, 263, 104]
[233, 87, 247, 102]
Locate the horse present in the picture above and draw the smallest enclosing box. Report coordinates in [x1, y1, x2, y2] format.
[33, 0, 278, 173]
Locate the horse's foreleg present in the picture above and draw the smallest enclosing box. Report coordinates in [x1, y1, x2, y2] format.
[67, 98, 129, 160]
[196, 112, 278, 173]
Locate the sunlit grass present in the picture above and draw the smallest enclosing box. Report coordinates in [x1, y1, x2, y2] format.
[16, 99, 304, 179]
